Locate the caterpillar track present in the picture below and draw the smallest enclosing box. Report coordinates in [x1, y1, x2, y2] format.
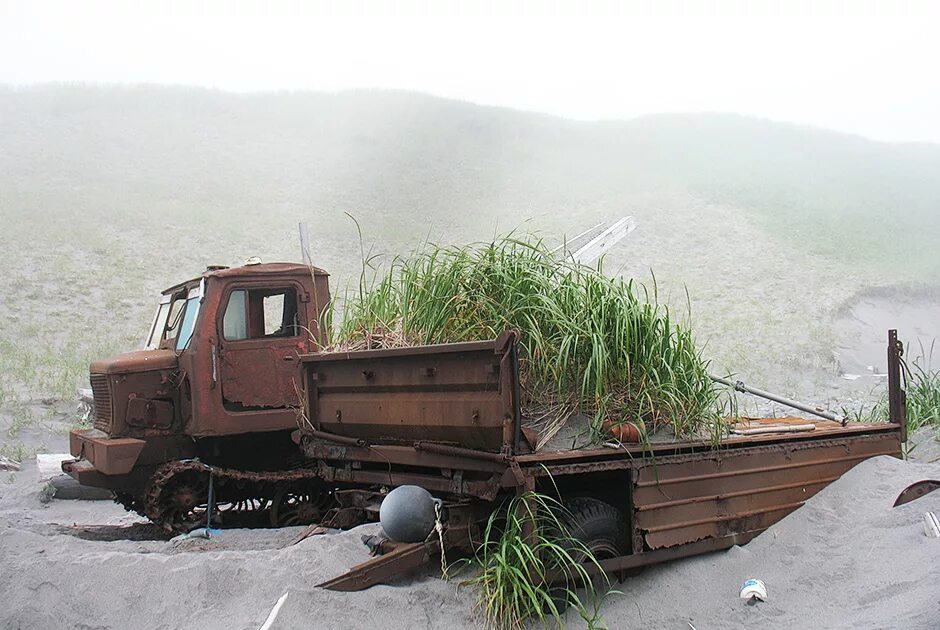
[137, 460, 330, 534]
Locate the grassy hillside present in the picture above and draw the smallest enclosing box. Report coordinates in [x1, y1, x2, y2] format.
[616, 114, 940, 271]
[2, 85, 938, 275]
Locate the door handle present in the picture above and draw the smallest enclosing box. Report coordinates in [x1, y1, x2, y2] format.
[211, 344, 218, 388]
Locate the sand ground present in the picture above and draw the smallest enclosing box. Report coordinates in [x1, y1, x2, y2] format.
[1, 428, 938, 629]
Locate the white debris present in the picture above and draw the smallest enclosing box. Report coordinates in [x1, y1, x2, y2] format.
[924, 512, 940, 538]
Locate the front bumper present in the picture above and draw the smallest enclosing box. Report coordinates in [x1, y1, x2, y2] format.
[64, 429, 146, 477]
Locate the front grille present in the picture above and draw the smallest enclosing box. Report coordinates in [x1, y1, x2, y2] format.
[89, 373, 112, 433]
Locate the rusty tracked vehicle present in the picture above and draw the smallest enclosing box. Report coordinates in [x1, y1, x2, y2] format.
[65, 261, 332, 530]
[64, 261, 907, 588]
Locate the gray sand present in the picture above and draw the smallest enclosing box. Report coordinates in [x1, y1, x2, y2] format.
[605, 455, 940, 629]
[1, 452, 938, 629]
[908, 427, 940, 464]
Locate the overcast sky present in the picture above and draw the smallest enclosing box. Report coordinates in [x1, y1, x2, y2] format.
[2, 1, 938, 143]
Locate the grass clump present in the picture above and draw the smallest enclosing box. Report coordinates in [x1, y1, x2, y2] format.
[905, 361, 940, 433]
[847, 345, 940, 440]
[333, 235, 718, 442]
[464, 491, 612, 629]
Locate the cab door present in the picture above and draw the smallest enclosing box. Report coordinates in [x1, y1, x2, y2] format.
[216, 283, 308, 410]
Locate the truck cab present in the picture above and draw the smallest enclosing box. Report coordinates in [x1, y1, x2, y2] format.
[65, 261, 330, 500]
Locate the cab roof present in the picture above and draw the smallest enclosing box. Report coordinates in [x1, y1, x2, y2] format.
[161, 262, 328, 295]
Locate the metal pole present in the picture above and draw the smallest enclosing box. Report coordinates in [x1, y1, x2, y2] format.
[710, 374, 847, 425]
[206, 472, 215, 531]
[886, 328, 907, 443]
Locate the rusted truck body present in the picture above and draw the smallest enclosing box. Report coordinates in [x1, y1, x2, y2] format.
[64, 262, 332, 529]
[298, 331, 906, 590]
[61, 257, 906, 583]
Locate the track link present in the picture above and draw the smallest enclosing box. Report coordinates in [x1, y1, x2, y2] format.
[143, 460, 325, 534]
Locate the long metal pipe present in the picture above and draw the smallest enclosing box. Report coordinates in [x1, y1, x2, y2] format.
[709, 374, 848, 425]
[413, 441, 510, 463]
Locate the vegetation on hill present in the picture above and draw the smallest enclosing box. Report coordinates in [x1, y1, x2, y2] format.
[0, 84, 936, 426]
[2, 85, 938, 276]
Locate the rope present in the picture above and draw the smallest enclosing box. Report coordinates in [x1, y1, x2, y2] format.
[434, 501, 447, 580]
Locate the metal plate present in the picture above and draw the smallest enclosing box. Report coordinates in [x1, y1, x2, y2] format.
[303, 334, 517, 452]
[893, 480, 940, 507]
[633, 432, 901, 549]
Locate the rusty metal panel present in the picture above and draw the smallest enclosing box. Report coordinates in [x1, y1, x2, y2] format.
[90, 351, 181, 439]
[517, 422, 900, 464]
[68, 429, 147, 475]
[303, 442, 507, 473]
[302, 334, 518, 452]
[893, 479, 940, 507]
[219, 339, 304, 408]
[318, 541, 440, 591]
[318, 391, 504, 444]
[633, 432, 901, 549]
[125, 397, 174, 430]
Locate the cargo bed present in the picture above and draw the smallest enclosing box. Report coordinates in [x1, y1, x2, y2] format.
[299, 331, 905, 591]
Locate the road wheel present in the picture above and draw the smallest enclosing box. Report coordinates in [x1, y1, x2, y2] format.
[548, 497, 627, 613]
[562, 496, 627, 561]
[269, 484, 330, 527]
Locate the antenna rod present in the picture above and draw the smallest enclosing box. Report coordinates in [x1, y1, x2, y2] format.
[299, 221, 312, 267]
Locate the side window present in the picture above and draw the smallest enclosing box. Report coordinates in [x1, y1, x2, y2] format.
[146, 301, 171, 349]
[263, 293, 285, 336]
[223, 290, 248, 340]
[222, 287, 299, 340]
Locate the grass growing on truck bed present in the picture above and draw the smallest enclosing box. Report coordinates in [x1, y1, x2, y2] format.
[332, 235, 720, 442]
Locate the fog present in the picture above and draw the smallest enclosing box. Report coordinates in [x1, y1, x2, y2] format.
[2, 1, 939, 400]
[2, 1, 940, 142]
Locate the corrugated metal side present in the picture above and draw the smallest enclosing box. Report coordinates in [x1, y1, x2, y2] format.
[633, 432, 901, 549]
[89, 373, 112, 433]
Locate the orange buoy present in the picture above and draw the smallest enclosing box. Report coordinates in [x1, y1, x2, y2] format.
[601, 418, 642, 443]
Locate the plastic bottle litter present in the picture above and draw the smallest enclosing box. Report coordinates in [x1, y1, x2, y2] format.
[740, 578, 767, 605]
[170, 527, 221, 543]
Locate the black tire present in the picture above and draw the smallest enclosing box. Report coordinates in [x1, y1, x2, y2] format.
[547, 497, 626, 614]
[561, 496, 627, 560]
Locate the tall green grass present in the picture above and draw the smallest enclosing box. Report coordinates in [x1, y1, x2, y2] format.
[847, 347, 940, 441]
[334, 235, 719, 440]
[464, 492, 612, 629]
[905, 361, 940, 433]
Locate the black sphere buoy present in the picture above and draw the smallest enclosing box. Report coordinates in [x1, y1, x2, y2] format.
[380, 485, 439, 543]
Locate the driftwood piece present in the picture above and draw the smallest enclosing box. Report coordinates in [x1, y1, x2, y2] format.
[0, 456, 21, 471]
[288, 524, 328, 546]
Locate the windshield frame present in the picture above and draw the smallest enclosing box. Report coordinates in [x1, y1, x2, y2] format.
[174, 285, 203, 352]
[144, 295, 173, 350]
